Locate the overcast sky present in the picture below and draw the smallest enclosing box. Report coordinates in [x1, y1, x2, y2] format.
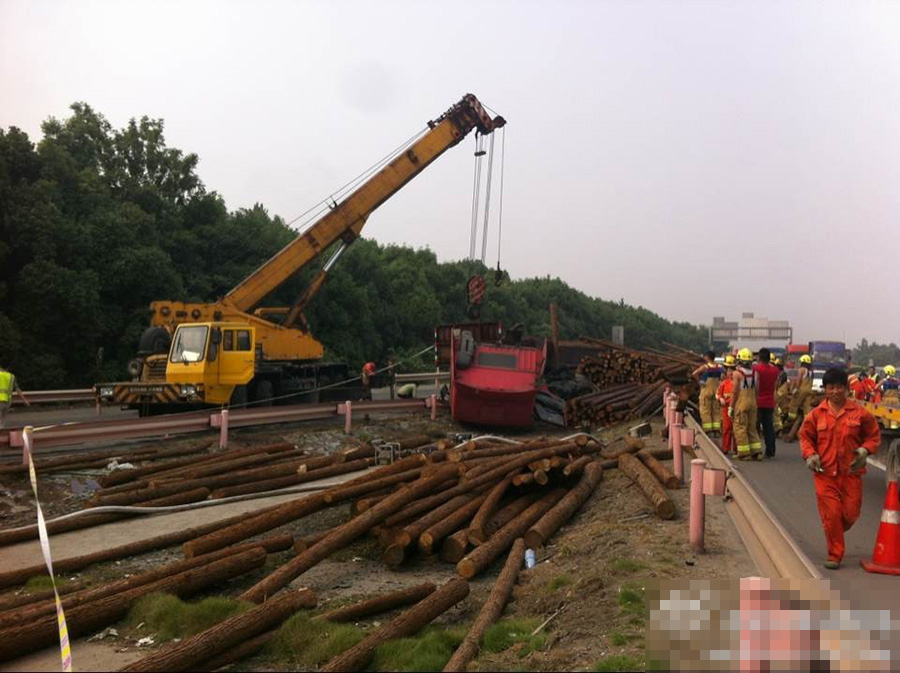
[2, 0, 898, 347]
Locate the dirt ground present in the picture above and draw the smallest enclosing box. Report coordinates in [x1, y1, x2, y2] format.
[0, 412, 756, 672]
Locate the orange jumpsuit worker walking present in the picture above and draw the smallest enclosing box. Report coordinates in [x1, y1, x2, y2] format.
[799, 368, 881, 569]
[716, 355, 736, 454]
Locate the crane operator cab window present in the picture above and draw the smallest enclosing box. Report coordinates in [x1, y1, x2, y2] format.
[236, 330, 252, 351]
[223, 330, 234, 351]
[170, 326, 208, 363]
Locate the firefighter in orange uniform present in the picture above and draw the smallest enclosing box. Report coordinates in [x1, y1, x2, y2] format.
[716, 355, 736, 453]
[799, 368, 880, 569]
[848, 373, 866, 401]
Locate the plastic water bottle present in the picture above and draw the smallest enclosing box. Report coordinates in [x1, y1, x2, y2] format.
[524, 548, 536, 569]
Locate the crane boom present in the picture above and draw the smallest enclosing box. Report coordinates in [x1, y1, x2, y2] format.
[224, 94, 504, 314]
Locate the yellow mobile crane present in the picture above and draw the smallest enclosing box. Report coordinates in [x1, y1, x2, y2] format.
[96, 94, 505, 414]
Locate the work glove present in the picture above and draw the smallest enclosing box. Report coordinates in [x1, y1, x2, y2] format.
[806, 454, 823, 472]
[851, 447, 869, 472]
[727, 407, 734, 419]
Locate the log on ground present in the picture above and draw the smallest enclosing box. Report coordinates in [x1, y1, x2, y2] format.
[444, 539, 525, 672]
[321, 579, 469, 672]
[314, 582, 436, 623]
[524, 462, 603, 549]
[618, 453, 676, 519]
[121, 588, 316, 672]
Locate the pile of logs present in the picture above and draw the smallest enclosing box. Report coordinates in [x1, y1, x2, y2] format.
[558, 339, 704, 427]
[0, 426, 690, 669]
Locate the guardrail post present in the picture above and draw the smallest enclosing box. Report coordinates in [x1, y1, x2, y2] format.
[690, 458, 706, 552]
[95, 397, 102, 416]
[219, 409, 229, 449]
[22, 425, 33, 466]
[672, 422, 684, 484]
[344, 400, 352, 434]
[429, 394, 437, 421]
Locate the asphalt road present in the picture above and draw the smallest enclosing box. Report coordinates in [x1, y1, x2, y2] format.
[729, 434, 900, 614]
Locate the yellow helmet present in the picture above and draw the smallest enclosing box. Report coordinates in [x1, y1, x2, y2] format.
[799, 354, 812, 365]
[886, 365, 897, 376]
[724, 355, 736, 367]
[737, 348, 753, 362]
[772, 357, 781, 366]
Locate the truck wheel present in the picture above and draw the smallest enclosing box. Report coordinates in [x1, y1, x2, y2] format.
[253, 379, 275, 406]
[230, 385, 248, 408]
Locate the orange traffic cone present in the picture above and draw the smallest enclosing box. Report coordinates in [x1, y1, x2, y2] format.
[861, 480, 900, 575]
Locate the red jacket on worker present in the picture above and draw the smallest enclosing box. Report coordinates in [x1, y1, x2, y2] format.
[849, 377, 867, 400]
[753, 362, 780, 409]
[798, 399, 881, 477]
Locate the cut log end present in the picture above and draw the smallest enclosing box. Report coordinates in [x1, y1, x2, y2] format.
[523, 530, 543, 549]
[418, 533, 435, 554]
[456, 558, 476, 580]
[382, 544, 407, 567]
[658, 502, 677, 520]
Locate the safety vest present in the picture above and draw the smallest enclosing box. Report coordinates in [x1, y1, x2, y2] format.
[0, 371, 13, 404]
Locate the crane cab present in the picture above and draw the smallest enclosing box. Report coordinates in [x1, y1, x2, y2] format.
[165, 322, 257, 405]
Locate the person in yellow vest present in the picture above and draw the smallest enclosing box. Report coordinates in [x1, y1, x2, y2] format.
[772, 356, 787, 433]
[691, 351, 723, 436]
[0, 366, 30, 428]
[729, 348, 763, 461]
[787, 354, 814, 422]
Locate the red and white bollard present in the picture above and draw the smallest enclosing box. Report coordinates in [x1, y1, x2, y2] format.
[690, 458, 706, 552]
[219, 409, 229, 450]
[672, 422, 684, 483]
[429, 394, 437, 421]
[344, 400, 353, 434]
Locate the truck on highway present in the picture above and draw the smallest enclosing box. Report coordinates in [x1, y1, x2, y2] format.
[809, 340, 850, 391]
[95, 95, 506, 415]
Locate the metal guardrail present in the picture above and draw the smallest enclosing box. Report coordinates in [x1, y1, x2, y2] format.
[393, 372, 450, 384]
[13, 389, 96, 405]
[0, 398, 430, 451]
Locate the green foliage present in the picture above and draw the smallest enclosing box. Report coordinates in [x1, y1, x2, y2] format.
[610, 630, 642, 646]
[125, 593, 251, 641]
[481, 618, 546, 657]
[594, 654, 644, 671]
[0, 104, 710, 388]
[266, 612, 364, 668]
[852, 339, 900, 368]
[370, 626, 467, 672]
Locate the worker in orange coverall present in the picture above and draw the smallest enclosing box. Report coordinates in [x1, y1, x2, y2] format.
[716, 355, 736, 454]
[799, 368, 881, 570]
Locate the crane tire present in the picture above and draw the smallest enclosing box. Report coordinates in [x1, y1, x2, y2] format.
[253, 379, 275, 406]
[137, 327, 171, 355]
[887, 438, 900, 486]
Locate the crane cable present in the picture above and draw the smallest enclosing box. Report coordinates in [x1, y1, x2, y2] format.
[469, 133, 485, 261]
[479, 131, 496, 264]
[496, 125, 506, 271]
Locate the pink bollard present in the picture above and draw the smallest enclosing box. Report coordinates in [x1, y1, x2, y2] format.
[344, 400, 353, 434]
[674, 411, 684, 426]
[219, 409, 229, 450]
[429, 394, 437, 420]
[672, 422, 684, 483]
[95, 397, 102, 416]
[690, 458, 707, 552]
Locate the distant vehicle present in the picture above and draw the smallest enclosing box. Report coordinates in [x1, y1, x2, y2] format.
[784, 344, 810, 369]
[809, 340, 849, 391]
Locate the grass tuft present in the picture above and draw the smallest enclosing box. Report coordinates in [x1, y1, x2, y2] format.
[125, 593, 251, 641]
[266, 612, 364, 667]
[482, 618, 547, 658]
[546, 573, 573, 592]
[617, 583, 646, 616]
[594, 654, 643, 671]
[24, 575, 71, 592]
[371, 626, 467, 671]
[608, 558, 646, 574]
[610, 630, 642, 646]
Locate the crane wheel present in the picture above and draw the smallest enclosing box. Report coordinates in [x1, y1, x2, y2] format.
[887, 438, 900, 486]
[253, 379, 275, 406]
